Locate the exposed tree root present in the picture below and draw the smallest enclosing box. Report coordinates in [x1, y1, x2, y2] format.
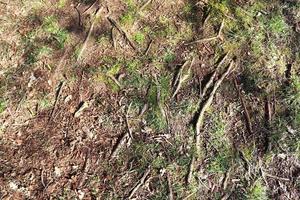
[186, 60, 235, 184]
[172, 59, 194, 99]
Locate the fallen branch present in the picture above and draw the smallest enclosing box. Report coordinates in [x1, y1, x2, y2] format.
[127, 166, 151, 199]
[107, 16, 136, 50]
[196, 60, 235, 145]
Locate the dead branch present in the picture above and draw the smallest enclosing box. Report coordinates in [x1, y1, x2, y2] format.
[234, 78, 253, 134]
[74, 4, 82, 27]
[111, 27, 117, 50]
[127, 166, 151, 199]
[77, 7, 103, 61]
[107, 74, 122, 88]
[107, 17, 136, 50]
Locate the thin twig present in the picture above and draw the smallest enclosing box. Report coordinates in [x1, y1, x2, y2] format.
[77, 7, 103, 61]
[125, 103, 133, 139]
[107, 74, 122, 88]
[234, 78, 253, 134]
[110, 104, 133, 159]
[49, 81, 64, 121]
[167, 172, 174, 200]
[172, 59, 192, 98]
[140, 0, 152, 11]
[144, 39, 153, 56]
[127, 166, 151, 199]
[186, 19, 225, 45]
[83, 0, 98, 14]
[107, 17, 136, 50]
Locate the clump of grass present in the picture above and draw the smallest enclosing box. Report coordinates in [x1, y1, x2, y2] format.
[39, 96, 52, 110]
[163, 50, 176, 63]
[133, 32, 145, 44]
[146, 75, 171, 131]
[0, 98, 7, 114]
[94, 64, 121, 92]
[42, 16, 69, 48]
[120, 0, 138, 26]
[248, 179, 268, 200]
[207, 113, 233, 173]
[57, 0, 67, 8]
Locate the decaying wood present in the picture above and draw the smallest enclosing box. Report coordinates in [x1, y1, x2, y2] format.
[234, 78, 253, 134]
[77, 7, 103, 61]
[107, 17, 136, 50]
[74, 101, 89, 118]
[127, 166, 151, 199]
[264, 96, 272, 128]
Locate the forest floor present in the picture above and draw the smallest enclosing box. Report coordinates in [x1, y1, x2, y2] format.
[0, 0, 300, 199]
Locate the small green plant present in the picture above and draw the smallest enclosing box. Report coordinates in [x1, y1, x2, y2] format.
[57, 0, 67, 8]
[120, 11, 135, 26]
[133, 32, 145, 44]
[39, 96, 52, 109]
[0, 98, 7, 114]
[163, 50, 175, 63]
